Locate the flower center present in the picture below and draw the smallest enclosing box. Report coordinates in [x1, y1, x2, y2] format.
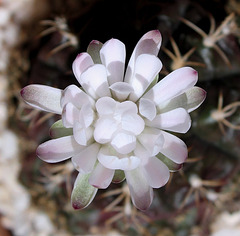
[93, 97, 145, 155]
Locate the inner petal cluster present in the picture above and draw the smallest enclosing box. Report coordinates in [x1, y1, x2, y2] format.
[94, 96, 145, 155]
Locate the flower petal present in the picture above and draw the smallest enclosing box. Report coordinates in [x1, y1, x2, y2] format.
[49, 120, 73, 138]
[20, 85, 62, 114]
[158, 86, 207, 113]
[89, 162, 114, 189]
[73, 123, 93, 146]
[129, 54, 162, 101]
[143, 67, 198, 105]
[146, 108, 191, 133]
[72, 53, 94, 84]
[87, 40, 103, 64]
[125, 167, 153, 210]
[79, 103, 95, 128]
[72, 143, 100, 173]
[139, 98, 156, 121]
[138, 127, 164, 156]
[71, 172, 98, 210]
[95, 96, 116, 115]
[142, 156, 170, 188]
[62, 103, 80, 128]
[110, 82, 134, 101]
[80, 64, 111, 99]
[121, 113, 145, 135]
[100, 38, 126, 85]
[160, 131, 188, 164]
[98, 146, 140, 170]
[36, 136, 83, 163]
[94, 118, 118, 144]
[125, 30, 162, 84]
[61, 84, 94, 109]
[111, 132, 136, 154]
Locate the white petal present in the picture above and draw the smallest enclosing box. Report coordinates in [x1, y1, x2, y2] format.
[98, 146, 140, 171]
[71, 172, 98, 210]
[61, 84, 94, 109]
[121, 113, 145, 135]
[94, 118, 118, 143]
[100, 38, 126, 85]
[125, 30, 162, 84]
[134, 142, 151, 164]
[89, 162, 114, 189]
[146, 108, 191, 133]
[129, 54, 162, 101]
[72, 53, 94, 84]
[79, 103, 95, 128]
[21, 85, 62, 114]
[87, 40, 103, 64]
[111, 132, 136, 154]
[158, 86, 207, 113]
[139, 98, 156, 121]
[72, 143, 100, 173]
[138, 127, 164, 156]
[125, 167, 153, 210]
[160, 131, 188, 164]
[110, 82, 134, 101]
[143, 67, 198, 105]
[116, 101, 138, 116]
[62, 103, 80, 128]
[36, 136, 83, 163]
[80, 64, 111, 99]
[73, 123, 93, 145]
[95, 96, 116, 115]
[142, 156, 170, 188]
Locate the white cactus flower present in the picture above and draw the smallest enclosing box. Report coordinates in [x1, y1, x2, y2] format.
[21, 30, 206, 210]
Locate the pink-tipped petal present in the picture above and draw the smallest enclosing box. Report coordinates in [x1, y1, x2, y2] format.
[146, 108, 191, 133]
[72, 143, 100, 173]
[125, 167, 153, 210]
[98, 146, 140, 171]
[129, 54, 162, 101]
[139, 98, 157, 121]
[143, 67, 198, 105]
[100, 38, 126, 85]
[80, 64, 111, 99]
[71, 172, 98, 210]
[125, 30, 162, 84]
[87, 40, 103, 64]
[160, 131, 188, 164]
[20, 85, 62, 114]
[72, 53, 94, 85]
[89, 162, 114, 189]
[61, 84, 94, 109]
[36, 136, 83, 163]
[142, 156, 170, 188]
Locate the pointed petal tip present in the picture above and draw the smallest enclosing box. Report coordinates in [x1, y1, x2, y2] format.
[144, 30, 162, 43]
[89, 40, 101, 45]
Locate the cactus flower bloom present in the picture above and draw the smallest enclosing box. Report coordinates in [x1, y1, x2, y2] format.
[21, 30, 206, 210]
